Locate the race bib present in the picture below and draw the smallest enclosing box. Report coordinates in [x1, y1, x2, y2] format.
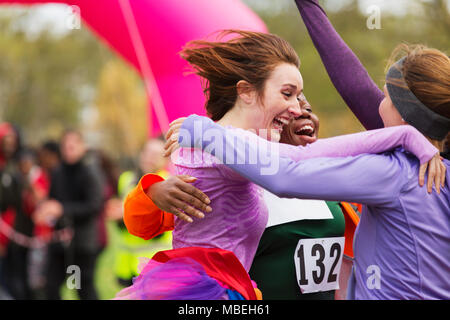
[263, 190, 333, 227]
[294, 237, 345, 294]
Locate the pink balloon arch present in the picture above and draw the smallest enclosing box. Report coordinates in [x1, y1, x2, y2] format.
[0, 0, 267, 136]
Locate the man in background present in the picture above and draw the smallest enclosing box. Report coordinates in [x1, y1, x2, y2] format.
[34, 130, 103, 300]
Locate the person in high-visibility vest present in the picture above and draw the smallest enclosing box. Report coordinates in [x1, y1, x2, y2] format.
[106, 137, 172, 287]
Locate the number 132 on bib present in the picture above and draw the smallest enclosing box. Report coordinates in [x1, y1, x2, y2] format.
[294, 237, 345, 294]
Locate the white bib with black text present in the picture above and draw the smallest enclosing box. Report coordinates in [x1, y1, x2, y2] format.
[294, 237, 345, 294]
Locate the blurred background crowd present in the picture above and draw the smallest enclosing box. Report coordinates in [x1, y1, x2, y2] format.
[0, 0, 448, 299]
[0, 123, 173, 299]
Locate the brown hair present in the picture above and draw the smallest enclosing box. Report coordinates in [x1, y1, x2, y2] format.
[180, 30, 300, 121]
[386, 44, 450, 119]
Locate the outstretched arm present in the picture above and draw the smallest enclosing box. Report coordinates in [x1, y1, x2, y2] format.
[177, 117, 419, 206]
[177, 115, 438, 166]
[295, 0, 384, 130]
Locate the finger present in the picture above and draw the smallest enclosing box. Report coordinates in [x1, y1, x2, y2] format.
[177, 175, 198, 183]
[441, 161, 446, 188]
[165, 123, 182, 143]
[163, 143, 176, 158]
[165, 125, 181, 144]
[169, 117, 187, 127]
[419, 163, 427, 187]
[168, 143, 181, 158]
[171, 199, 204, 219]
[170, 207, 193, 223]
[164, 127, 180, 150]
[176, 177, 211, 205]
[175, 189, 211, 215]
[164, 136, 177, 152]
[434, 158, 441, 195]
[427, 159, 436, 194]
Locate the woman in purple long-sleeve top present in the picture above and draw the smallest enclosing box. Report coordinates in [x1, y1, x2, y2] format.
[293, 0, 450, 299]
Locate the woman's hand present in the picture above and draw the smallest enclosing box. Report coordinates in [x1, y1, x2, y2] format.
[164, 117, 187, 157]
[419, 153, 446, 194]
[147, 175, 212, 223]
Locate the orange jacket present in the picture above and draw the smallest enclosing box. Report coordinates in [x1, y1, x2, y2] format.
[123, 174, 174, 240]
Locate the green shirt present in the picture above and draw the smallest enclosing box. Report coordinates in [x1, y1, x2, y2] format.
[249, 201, 345, 300]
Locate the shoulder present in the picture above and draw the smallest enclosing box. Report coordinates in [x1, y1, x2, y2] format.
[372, 149, 419, 180]
[172, 147, 221, 168]
[386, 149, 426, 192]
[363, 148, 415, 172]
[173, 125, 259, 168]
[338, 150, 411, 188]
[173, 148, 248, 183]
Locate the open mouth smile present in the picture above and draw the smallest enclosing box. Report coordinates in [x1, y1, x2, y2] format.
[295, 124, 315, 137]
[272, 117, 289, 132]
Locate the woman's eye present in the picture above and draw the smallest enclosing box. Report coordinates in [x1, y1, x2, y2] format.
[282, 92, 292, 97]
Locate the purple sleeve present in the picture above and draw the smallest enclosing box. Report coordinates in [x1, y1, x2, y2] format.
[294, 126, 438, 165]
[243, 154, 408, 206]
[179, 115, 438, 165]
[295, 0, 385, 130]
[178, 118, 412, 205]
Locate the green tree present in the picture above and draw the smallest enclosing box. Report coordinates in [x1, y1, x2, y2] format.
[0, 10, 112, 145]
[244, 0, 449, 137]
[94, 58, 148, 159]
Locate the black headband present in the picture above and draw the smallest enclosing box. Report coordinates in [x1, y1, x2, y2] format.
[386, 57, 450, 140]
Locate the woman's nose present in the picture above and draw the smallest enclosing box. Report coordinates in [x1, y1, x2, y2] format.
[288, 101, 302, 118]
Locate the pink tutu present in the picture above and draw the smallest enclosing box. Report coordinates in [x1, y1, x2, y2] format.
[114, 257, 228, 300]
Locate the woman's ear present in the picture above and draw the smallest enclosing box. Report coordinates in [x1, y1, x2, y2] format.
[236, 80, 256, 105]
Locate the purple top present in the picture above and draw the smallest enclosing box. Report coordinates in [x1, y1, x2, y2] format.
[296, 0, 450, 299]
[294, 0, 384, 130]
[171, 146, 268, 272]
[180, 115, 449, 299]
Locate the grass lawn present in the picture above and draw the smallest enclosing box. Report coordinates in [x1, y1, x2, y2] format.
[61, 220, 124, 300]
